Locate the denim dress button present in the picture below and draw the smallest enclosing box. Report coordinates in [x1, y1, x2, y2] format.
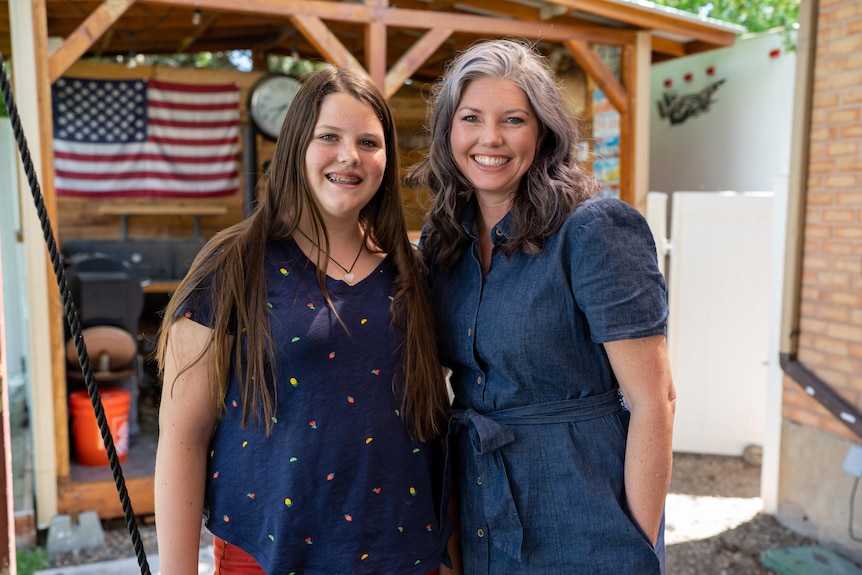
[477, 476, 482, 485]
[477, 528, 485, 538]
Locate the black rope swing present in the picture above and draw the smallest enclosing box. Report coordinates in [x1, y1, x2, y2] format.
[0, 54, 151, 575]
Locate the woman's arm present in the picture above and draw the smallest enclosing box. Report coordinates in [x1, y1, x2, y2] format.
[604, 334, 676, 545]
[154, 318, 225, 574]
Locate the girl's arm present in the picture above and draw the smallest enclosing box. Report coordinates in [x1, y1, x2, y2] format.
[154, 318, 225, 574]
[604, 334, 676, 545]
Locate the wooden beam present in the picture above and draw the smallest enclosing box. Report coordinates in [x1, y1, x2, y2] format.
[563, 39, 628, 115]
[382, 8, 635, 46]
[385, 27, 452, 98]
[364, 0, 388, 89]
[49, 0, 137, 83]
[651, 35, 687, 59]
[139, 0, 635, 46]
[625, 31, 652, 212]
[548, 0, 739, 47]
[290, 14, 364, 73]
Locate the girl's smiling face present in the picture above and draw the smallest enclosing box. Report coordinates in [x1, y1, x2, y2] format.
[449, 76, 540, 202]
[304, 92, 387, 223]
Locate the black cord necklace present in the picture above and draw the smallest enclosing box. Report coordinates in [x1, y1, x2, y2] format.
[297, 228, 364, 283]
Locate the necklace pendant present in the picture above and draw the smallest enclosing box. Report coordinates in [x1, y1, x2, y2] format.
[343, 272, 355, 283]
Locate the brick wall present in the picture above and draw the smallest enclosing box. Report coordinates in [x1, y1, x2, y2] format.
[783, 0, 862, 442]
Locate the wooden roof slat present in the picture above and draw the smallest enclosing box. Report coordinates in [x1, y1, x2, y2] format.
[49, 0, 137, 82]
[384, 27, 453, 98]
[563, 38, 628, 114]
[291, 14, 364, 72]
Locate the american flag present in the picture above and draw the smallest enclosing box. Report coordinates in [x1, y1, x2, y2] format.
[51, 77, 240, 198]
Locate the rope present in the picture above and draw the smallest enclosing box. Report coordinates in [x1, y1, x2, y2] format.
[0, 54, 151, 575]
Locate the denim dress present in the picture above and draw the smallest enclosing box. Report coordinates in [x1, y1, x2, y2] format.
[426, 198, 668, 574]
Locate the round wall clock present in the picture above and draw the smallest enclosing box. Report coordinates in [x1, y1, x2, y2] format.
[247, 74, 302, 141]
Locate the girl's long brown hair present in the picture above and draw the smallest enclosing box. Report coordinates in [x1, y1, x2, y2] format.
[156, 66, 447, 441]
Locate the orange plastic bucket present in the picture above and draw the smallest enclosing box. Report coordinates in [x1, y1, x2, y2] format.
[69, 389, 130, 466]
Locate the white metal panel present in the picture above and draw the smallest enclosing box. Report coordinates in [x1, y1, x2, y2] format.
[667, 191, 773, 455]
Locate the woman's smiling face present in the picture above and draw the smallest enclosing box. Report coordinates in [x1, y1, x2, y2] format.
[449, 76, 540, 202]
[304, 92, 387, 223]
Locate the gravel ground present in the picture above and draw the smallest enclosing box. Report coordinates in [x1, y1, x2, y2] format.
[44, 452, 828, 573]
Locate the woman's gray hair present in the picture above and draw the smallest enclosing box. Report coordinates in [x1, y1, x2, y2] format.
[407, 38, 598, 271]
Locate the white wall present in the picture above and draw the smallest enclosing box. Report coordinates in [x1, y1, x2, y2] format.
[650, 29, 796, 194]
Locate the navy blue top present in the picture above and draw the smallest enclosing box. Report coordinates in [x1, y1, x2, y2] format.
[425, 198, 668, 574]
[180, 238, 442, 575]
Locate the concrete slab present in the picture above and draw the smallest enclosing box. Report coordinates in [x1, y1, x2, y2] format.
[33, 545, 215, 575]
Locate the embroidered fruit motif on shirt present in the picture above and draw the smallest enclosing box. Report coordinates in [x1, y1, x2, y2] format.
[307, 302, 315, 310]
[284, 498, 293, 507]
[279, 268, 288, 276]
[290, 377, 298, 387]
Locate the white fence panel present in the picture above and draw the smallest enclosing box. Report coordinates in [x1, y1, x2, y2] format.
[662, 191, 773, 456]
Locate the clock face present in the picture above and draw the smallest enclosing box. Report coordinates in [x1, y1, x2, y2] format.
[248, 75, 302, 140]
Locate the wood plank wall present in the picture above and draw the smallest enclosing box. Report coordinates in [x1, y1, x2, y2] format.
[56, 61, 586, 244]
[55, 61, 434, 243]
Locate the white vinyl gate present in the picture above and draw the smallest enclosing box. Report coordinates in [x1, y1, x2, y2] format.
[648, 191, 774, 456]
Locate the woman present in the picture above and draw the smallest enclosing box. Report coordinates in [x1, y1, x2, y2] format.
[155, 66, 450, 575]
[407, 39, 676, 574]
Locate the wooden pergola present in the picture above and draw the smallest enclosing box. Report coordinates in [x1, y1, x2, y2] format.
[1, 0, 742, 529]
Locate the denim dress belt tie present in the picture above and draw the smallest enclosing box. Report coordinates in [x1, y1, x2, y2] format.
[443, 388, 625, 561]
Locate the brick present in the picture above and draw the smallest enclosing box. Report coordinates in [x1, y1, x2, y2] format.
[798, 347, 827, 366]
[820, 355, 861, 375]
[837, 156, 862, 171]
[830, 69, 862, 90]
[790, 406, 823, 427]
[804, 223, 832, 238]
[852, 310, 862, 325]
[809, 159, 837, 173]
[816, 58, 846, 78]
[849, 53, 862, 70]
[825, 141, 859, 156]
[827, 107, 861, 122]
[804, 255, 831, 270]
[827, 323, 862, 342]
[851, 343, 862, 358]
[831, 35, 862, 56]
[822, 208, 855, 222]
[816, 365, 851, 387]
[809, 141, 826, 158]
[830, 291, 862, 307]
[813, 335, 850, 355]
[800, 286, 821, 301]
[824, 174, 858, 188]
[844, 88, 862, 105]
[809, 126, 835, 141]
[800, 316, 828, 334]
[821, 417, 859, 441]
[821, 240, 856, 255]
[816, 271, 852, 289]
[806, 191, 835, 206]
[813, 92, 840, 109]
[834, 259, 862, 274]
[836, 191, 862, 205]
[803, 243, 819, 258]
[835, 225, 862, 239]
[848, 18, 862, 36]
[816, 304, 851, 322]
[839, 124, 862, 139]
